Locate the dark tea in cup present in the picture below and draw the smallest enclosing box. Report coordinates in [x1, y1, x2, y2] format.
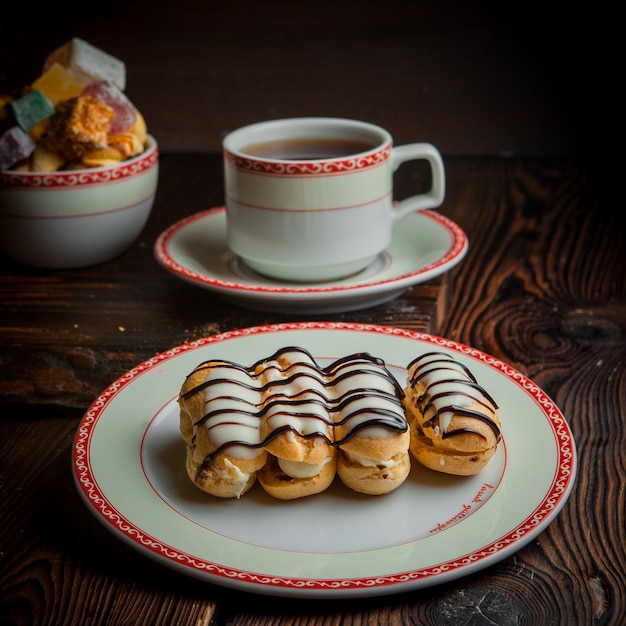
[241, 137, 377, 160]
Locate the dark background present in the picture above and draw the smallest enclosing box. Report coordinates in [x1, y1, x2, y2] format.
[0, 0, 612, 158]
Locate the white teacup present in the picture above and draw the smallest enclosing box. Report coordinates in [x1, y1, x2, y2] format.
[223, 117, 445, 282]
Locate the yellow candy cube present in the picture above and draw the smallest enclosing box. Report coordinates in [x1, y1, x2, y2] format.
[32, 63, 85, 105]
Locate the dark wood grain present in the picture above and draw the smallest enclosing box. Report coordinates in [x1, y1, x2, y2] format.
[0, 157, 449, 409]
[1, 156, 624, 625]
[439, 159, 626, 626]
[0, 408, 218, 626]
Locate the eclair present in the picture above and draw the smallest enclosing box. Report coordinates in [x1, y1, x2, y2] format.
[179, 347, 423, 500]
[179, 359, 267, 498]
[256, 348, 336, 500]
[332, 354, 411, 495]
[404, 351, 501, 475]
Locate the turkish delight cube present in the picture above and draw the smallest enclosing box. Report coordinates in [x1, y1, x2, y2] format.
[44, 38, 126, 91]
[82, 80, 137, 133]
[0, 126, 36, 170]
[9, 90, 55, 133]
[32, 62, 85, 105]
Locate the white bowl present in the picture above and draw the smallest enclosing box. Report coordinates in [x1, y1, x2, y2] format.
[0, 135, 159, 268]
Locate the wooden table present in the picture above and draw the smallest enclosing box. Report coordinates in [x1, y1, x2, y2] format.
[1, 154, 624, 625]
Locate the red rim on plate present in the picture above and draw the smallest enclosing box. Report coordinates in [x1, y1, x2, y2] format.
[73, 322, 576, 597]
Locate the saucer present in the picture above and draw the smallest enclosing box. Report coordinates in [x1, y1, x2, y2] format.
[154, 207, 468, 314]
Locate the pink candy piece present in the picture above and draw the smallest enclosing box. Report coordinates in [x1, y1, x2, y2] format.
[0, 126, 36, 170]
[82, 80, 137, 134]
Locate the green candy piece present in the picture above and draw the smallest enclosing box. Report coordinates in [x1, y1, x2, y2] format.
[10, 89, 55, 132]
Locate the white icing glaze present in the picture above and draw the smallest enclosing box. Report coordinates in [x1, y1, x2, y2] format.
[201, 363, 263, 460]
[264, 399, 332, 438]
[190, 348, 406, 464]
[336, 395, 399, 439]
[408, 352, 496, 434]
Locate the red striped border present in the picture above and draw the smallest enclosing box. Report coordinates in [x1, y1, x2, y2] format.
[73, 322, 576, 595]
[154, 207, 467, 295]
[1, 143, 158, 189]
[224, 144, 391, 176]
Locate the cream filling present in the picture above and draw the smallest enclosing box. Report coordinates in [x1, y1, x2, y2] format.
[215, 458, 251, 498]
[343, 450, 398, 469]
[278, 455, 333, 479]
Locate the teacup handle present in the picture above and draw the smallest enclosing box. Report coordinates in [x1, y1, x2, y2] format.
[390, 143, 446, 222]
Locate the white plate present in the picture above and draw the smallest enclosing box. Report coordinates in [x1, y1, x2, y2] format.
[154, 207, 467, 313]
[73, 322, 576, 598]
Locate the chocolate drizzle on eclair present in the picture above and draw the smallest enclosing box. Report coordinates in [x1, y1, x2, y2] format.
[182, 346, 407, 470]
[406, 351, 501, 442]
